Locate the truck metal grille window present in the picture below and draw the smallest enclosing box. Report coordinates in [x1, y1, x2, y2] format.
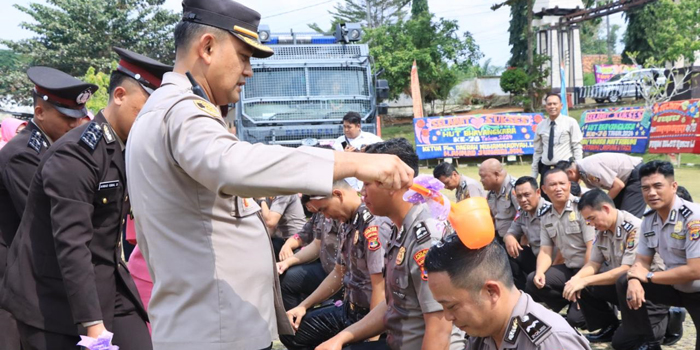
[308, 67, 368, 96]
[254, 45, 367, 60]
[245, 68, 306, 98]
[242, 99, 371, 121]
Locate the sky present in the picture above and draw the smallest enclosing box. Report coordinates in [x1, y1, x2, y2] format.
[0, 0, 628, 68]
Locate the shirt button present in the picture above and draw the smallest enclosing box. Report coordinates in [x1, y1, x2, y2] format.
[102, 198, 108, 204]
[122, 218, 125, 225]
[395, 278, 399, 284]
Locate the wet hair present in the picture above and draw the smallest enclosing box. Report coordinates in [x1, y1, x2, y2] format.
[577, 188, 614, 211]
[677, 186, 693, 202]
[174, 21, 228, 52]
[545, 93, 561, 102]
[433, 162, 457, 179]
[543, 168, 567, 185]
[343, 111, 362, 126]
[364, 138, 419, 177]
[640, 160, 674, 181]
[570, 181, 582, 197]
[555, 160, 575, 171]
[514, 176, 538, 191]
[425, 237, 513, 293]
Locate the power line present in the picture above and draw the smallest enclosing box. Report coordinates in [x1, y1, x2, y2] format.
[264, 0, 336, 19]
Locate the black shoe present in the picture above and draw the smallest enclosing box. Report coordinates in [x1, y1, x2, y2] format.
[663, 306, 686, 346]
[633, 342, 662, 350]
[584, 322, 619, 343]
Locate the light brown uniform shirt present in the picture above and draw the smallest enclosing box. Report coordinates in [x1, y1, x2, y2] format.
[467, 292, 591, 349]
[591, 210, 665, 271]
[487, 174, 519, 237]
[507, 197, 550, 255]
[269, 194, 306, 239]
[576, 153, 642, 190]
[455, 174, 486, 201]
[125, 72, 334, 350]
[539, 196, 596, 269]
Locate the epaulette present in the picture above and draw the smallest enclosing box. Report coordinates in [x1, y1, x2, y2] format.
[27, 130, 47, 154]
[622, 221, 634, 233]
[537, 203, 552, 217]
[415, 222, 430, 244]
[362, 209, 373, 224]
[504, 317, 520, 344]
[572, 196, 580, 204]
[79, 122, 103, 152]
[518, 313, 552, 345]
[643, 208, 656, 217]
[510, 177, 517, 187]
[680, 205, 693, 219]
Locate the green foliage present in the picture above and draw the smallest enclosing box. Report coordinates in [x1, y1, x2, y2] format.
[81, 66, 114, 113]
[580, 20, 620, 56]
[583, 72, 596, 86]
[623, 0, 700, 65]
[308, 0, 410, 33]
[411, 0, 429, 17]
[365, 13, 482, 106]
[500, 67, 529, 95]
[459, 58, 504, 79]
[506, 1, 528, 68]
[0, 0, 178, 104]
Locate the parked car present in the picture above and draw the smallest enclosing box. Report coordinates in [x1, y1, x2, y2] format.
[592, 68, 667, 103]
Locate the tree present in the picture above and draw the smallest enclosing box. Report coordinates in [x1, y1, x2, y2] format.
[0, 0, 178, 104]
[623, 0, 700, 66]
[308, 0, 411, 33]
[365, 14, 482, 113]
[82, 66, 113, 113]
[411, 0, 429, 17]
[506, 1, 528, 68]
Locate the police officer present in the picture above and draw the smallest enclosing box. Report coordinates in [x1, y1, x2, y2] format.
[433, 161, 486, 201]
[1, 48, 170, 350]
[503, 176, 550, 290]
[124, 1, 413, 349]
[562, 189, 669, 347]
[557, 153, 645, 217]
[480, 158, 519, 239]
[618, 160, 700, 350]
[316, 138, 465, 350]
[282, 179, 391, 349]
[425, 237, 591, 350]
[0, 67, 97, 350]
[260, 194, 307, 259]
[525, 168, 595, 329]
[278, 196, 341, 310]
[531, 93, 583, 195]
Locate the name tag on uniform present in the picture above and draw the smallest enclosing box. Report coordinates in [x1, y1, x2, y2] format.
[98, 180, 120, 190]
[545, 223, 554, 228]
[644, 231, 655, 238]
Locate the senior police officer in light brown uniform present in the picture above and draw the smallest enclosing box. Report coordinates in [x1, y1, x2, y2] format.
[526, 168, 595, 329]
[558, 153, 645, 217]
[561, 189, 669, 348]
[124, 2, 414, 350]
[480, 158, 519, 238]
[425, 236, 591, 350]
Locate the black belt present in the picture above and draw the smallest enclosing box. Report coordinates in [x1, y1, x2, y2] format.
[344, 301, 370, 318]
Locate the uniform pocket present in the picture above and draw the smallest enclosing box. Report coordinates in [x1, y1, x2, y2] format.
[93, 188, 121, 227]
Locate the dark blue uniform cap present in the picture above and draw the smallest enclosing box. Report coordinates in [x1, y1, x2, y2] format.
[181, 0, 274, 58]
[27, 66, 99, 119]
[112, 47, 173, 95]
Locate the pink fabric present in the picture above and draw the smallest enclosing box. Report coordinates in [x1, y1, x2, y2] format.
[125, 216, 137, 244]
[128, 245, 153, 333]
[0, 118, 27, 149]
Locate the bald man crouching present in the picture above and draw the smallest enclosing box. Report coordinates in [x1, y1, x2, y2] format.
[425, 236, 591, 350]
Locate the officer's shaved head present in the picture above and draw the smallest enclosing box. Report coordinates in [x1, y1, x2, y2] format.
[480, 158, 504, 173]
[425, 236, 514, 294]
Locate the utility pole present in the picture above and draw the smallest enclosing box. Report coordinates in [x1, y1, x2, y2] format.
[366, 0, 372, 28]
[606, 4, 612, 63]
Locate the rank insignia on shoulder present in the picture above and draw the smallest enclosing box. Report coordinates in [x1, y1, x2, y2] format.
[364, 226, 381, 251]
[504, 317, 520, 344]
[27, 130, 46, 154]
[101, 123, 115, 144]
[510, 177, 517, 187]
[193, 99, 221, 117]
[572, 197, 580, 204]
[679, 205, 693, 219]
[538, 204, 552, 217]
[415, 223, 430, 244]
[622, 221, 634, 233]
[518, 313, 551, 344]
[79, 122, 103, 152]
[362, 210, 373, 223]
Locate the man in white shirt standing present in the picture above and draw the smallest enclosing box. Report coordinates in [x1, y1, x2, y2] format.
[333, 111, 383, 191]
[532, 94, 583, 198]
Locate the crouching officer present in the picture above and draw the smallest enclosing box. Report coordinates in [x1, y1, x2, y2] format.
[562, 189, 668, 348]
[425, 235, 591, 349]
[618, 160, 700, 350]
[0, 47, 171, 350]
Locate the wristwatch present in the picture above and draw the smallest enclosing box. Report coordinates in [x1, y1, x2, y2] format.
[646, 271, 655, 283]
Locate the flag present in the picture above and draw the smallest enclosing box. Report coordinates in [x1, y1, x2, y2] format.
[411, 60, 424, 118]
[560, 61, 568, 115]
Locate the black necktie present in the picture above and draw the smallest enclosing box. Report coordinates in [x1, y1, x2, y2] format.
[548, 121, 556, 161]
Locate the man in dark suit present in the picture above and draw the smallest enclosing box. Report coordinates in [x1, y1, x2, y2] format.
[1, 47, 171, 350]
[0, 67, 97, 350]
